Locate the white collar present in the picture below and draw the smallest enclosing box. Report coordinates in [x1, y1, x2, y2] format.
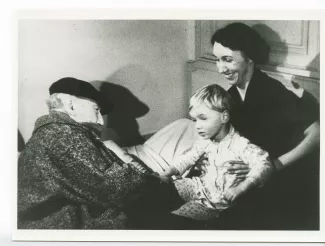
[236, 80, 250, 101]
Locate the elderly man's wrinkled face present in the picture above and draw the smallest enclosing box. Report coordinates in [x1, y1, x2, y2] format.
[72, 98, 104, 126]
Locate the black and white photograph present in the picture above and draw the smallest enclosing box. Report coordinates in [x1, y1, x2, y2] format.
[12, 9, 324, 243]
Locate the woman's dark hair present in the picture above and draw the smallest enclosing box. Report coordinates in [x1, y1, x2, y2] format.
[211, 22, 270, 64]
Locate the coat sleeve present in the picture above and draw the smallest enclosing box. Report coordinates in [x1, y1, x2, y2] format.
[45, 125, 151, 208]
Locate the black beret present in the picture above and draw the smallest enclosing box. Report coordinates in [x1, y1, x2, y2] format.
[49, 77, 113, 115]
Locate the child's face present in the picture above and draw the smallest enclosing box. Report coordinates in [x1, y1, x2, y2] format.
[189, 102, 225, 141]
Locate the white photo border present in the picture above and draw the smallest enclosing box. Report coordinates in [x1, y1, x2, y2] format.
[11, 8, 325, 243]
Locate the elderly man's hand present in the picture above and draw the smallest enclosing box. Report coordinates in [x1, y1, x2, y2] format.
[160, 174, 171, 184]
[129, 161, 148, 174]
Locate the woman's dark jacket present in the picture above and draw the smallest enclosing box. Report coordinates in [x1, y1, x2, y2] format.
[228, 69, 319, 158]
[17, 112, 157, 229]
[223, 68, 319, 229]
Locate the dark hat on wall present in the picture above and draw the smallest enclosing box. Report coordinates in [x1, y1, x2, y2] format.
[49, 77, 113, 115]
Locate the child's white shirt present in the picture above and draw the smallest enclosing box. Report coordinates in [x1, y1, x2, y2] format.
[172, 125, 274, 208]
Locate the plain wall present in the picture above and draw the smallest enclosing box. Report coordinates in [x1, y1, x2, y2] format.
[18, 20, 191, 144]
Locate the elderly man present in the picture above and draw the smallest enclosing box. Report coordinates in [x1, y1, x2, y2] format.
[18, 77, 178, 229]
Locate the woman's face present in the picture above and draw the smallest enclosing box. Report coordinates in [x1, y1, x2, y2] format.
[212, 42, 253, 89]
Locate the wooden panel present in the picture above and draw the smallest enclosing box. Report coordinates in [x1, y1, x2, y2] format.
[195, 20, 320, 79]
[187, 60, 319, 102]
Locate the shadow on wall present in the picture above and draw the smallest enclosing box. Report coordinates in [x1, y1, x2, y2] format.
[292, 53, 320, 120]
[307, 53, 320, 72]
[252, 23, 315, 100]
[18, 129, 25, 152]
[251, 23, 288, 66]
[292, 53, 320, 101]
[253, 23, 319, 122]
[91, 66, 151, 147]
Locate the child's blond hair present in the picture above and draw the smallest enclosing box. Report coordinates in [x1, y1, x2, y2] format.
[189, 84, 234, 116]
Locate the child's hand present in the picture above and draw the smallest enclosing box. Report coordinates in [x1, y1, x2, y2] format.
[195, 154, 209, 174]
[222, 186, 245, 204]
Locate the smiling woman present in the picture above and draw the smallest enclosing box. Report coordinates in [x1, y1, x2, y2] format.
[211, 22, 319, 168]
[208, 22, 320, 229]
[212, 42, 254, 90]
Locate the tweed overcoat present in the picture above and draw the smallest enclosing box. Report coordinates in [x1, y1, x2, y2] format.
[18, 111, 157, 229]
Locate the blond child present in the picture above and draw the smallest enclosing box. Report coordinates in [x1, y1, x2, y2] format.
[160, 84, 275, 221]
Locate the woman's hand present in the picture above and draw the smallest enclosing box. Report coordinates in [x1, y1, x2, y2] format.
[224, 160, 250, 179]
[222, 186, 244, 204]
[272, 157, 285, 171]
[223, 179, 255, 204]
